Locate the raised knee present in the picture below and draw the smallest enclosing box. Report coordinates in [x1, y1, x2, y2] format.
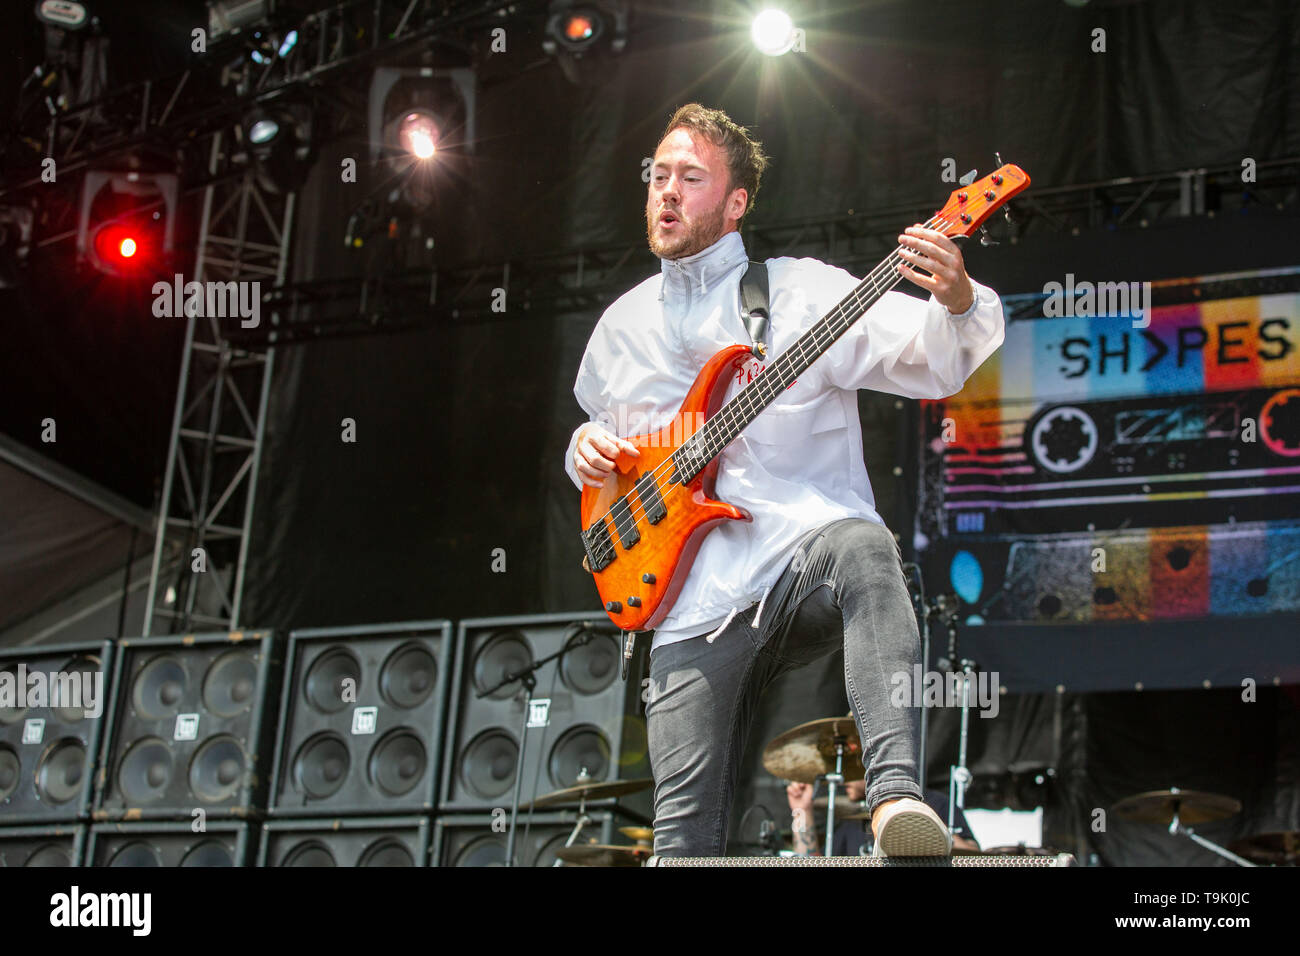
[831, 519, 898, 565]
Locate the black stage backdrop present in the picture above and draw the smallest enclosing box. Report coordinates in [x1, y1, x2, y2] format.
[231, 0, 1300, 858]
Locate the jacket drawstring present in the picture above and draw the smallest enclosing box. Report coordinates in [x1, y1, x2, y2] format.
[752, 586, 772, 629]
[704, 606, 739, 644]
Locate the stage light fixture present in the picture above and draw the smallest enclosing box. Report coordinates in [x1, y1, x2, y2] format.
[94, 224, 140, 265]
[241, 103, 315, 194]
[207, 0, 270, 41]
[248, 116, 280, 144]
[748, 8, 795, 56]
[546, 6, 603, 53]
[34, 0, 92, 31]
[398, 110, 439, 160]
[369, 67, 475, 164]
[752, 9, 796, 56]
[76, 169, 177, 277]
[543, 0, 628, 57]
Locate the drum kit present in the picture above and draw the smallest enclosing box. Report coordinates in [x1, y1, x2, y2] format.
[1109, 786, 1299, 866]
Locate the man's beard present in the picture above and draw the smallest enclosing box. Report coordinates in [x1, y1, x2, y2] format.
[646, 197, 727, 260]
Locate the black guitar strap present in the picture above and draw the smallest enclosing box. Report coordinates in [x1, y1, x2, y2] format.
[739, 259, 770, 359]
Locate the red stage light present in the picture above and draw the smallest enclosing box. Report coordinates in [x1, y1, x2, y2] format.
[93, 224, 146, 269]
[564, 15, 594, 41]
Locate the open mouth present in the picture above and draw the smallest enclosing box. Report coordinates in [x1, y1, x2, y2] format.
[659, 211, 680, 227]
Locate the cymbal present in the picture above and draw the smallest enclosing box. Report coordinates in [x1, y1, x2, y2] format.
[555, 844, 651, 867]
[1111, 788, 1241, 825]
[524, 777, 653, 810]
[763, 717, 864, 784]
[1228, 832, 1300, 866]
[619, 826, 655, 843]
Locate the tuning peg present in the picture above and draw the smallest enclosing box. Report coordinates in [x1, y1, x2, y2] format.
[978, 224, 999, 247]
[958, 169, 978, 187]
[994, 151, 1003, 167]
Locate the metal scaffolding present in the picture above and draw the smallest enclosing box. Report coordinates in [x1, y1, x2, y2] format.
[142, 133, 295, 634]
[230, 156, 1300, 347]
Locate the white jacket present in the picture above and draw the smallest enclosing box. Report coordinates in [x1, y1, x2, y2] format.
[565, 230, 1004, 651]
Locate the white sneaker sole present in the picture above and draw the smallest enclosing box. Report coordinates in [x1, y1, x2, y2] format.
[875, 806, 952, 857]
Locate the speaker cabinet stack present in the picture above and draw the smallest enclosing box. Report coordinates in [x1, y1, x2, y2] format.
[92, 631, 282, 827]
[259, 621, 450, 866]
[259, 816, 431, 866]
[439, 613, 651, 823]
[0, 640, 113, 867]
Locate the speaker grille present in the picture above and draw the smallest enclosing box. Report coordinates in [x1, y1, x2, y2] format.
[86, 821, 249, 866]
[258, 816, 430, 866]
[440, 614, 649, 815]
[269, 621, 451, 816]
[0, 825, 86, 867]
[0, 641, 112, 824]
[94, 631, 279, 821]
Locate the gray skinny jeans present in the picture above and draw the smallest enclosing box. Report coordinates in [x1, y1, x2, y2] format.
[644, 517, 923, 857]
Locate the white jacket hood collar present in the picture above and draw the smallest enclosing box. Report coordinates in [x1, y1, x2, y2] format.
[658, 230, 747, 300]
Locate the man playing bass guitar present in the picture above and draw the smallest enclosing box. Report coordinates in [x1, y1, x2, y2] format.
[565, 104, 1006, 858]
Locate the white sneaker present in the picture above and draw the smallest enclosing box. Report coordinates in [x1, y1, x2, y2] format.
[871, 797, 953, 857]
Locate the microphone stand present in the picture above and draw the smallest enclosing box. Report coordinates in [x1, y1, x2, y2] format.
[477, 624, 600, 867]
[949, 657, 975, 837]
[934, 600, 974, 838]
[822, 733, 849, 857]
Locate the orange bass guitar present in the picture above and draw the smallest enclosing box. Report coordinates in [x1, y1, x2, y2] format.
[579, 165, 1029, 640]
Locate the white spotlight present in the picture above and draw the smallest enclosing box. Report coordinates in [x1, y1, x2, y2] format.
[398, 111, 439, 160]
[751, 9, 796, 56]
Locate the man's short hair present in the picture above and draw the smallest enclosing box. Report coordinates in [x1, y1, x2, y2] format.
[657, 103, 769, 223]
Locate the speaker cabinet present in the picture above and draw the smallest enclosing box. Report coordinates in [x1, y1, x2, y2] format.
[0, 640, 113, 824]
[0, 824, 86, 866]
[438, 614, 650, 815]
[258, 816, 430, 866]
[433, 810, 638, 866]
[93, 631, 281, 821]
[268, 620, 452, 816]
[86, 821, 251, 866]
